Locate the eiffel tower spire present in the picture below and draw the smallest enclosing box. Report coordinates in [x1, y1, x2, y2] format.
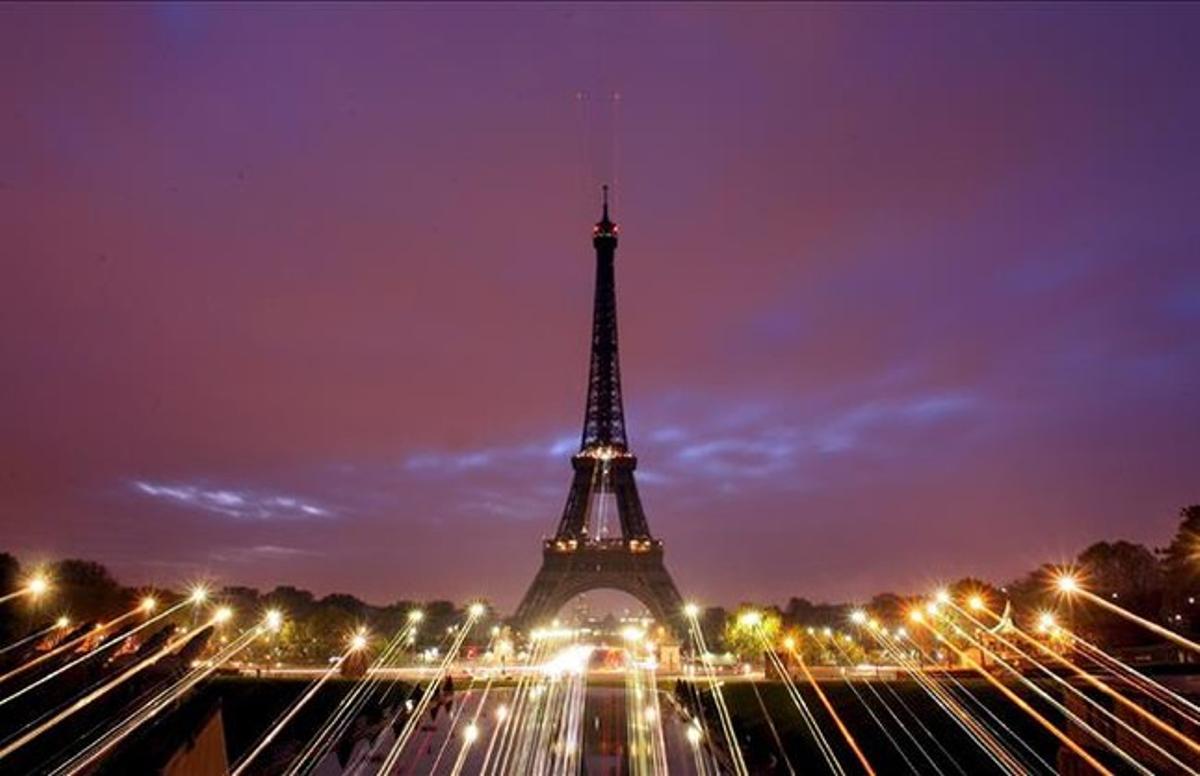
[581, 184, 628, 452]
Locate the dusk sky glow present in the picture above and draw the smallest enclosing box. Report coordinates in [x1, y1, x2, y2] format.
[2, 4, 1198, 609]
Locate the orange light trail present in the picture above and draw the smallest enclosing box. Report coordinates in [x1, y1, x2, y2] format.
[975, 603, 1200, 759]
[1070, 585, 1200, 654]
[908, 615, 1115, 776]
[784, 641, 876, 776]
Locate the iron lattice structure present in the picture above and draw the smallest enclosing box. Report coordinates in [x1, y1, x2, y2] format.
[513, 189, 684, 631]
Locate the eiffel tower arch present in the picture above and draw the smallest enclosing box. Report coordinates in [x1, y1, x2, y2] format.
[512, 188, 685, 632]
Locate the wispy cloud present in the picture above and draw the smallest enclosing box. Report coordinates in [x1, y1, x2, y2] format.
[132, 480, 335, 520]
[391, 390, 982, 512]
[209, 544, 324, 563]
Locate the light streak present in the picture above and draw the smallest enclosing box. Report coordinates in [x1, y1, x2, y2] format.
[785, 638, 876, 776]
[867, 626, 1038, 775]
[746, 678, 797, 776]
[231, 633, 354, 776]
[53, 616, 272, 775]
[429, 628, 504, 775]
[908, 612, 1115, 775]
[283, 614, 423, 775]
[945, 600, 1191, 774]
[824, 636, 943, 775]
[0, 612, 220, 763]
[483, 636, 549, 775]
[684, 602, 748, 775]
[1070, 635, 1200, 724]
[1064, 582, 1200, 654]
[974, 602, 1200, 760]
[0, 620, 68, 658]
[373, 606, 483, 774]
[753, 627, 845, 775]
[0, 597, 193, 706]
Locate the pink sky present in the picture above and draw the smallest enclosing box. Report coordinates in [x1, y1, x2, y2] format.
[1, 4, 1197, 609]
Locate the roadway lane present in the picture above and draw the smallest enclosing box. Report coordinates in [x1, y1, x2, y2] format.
[321, 675, 704, 774]
[581, 685, 706, 775]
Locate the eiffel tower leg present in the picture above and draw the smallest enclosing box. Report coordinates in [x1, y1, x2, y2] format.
[511, 544, 686, 635]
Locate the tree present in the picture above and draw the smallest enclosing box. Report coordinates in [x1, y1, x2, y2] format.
[52, 559, 126, 623]
[1075, 540, 1163, 646]
[721, 606, 781, 662]
[1161, 505, 1200, 633]
[865, 592, 911, 625]
[783, 597, 847, 629]
[0, 553, 20, 642]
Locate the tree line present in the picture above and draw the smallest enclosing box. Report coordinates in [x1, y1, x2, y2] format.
[2, 505, 1196, 659]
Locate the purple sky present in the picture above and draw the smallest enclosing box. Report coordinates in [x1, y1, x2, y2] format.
[2, 4, 1198, 610]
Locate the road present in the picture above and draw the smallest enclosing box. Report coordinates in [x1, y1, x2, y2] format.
[317, 678, 711, 774]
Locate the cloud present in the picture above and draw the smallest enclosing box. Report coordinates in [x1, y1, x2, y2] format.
[208, 544, 324, 563]
[132, 480, 335, 520]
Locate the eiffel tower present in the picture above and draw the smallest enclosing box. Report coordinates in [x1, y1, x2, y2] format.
[512, 188, 685, 631]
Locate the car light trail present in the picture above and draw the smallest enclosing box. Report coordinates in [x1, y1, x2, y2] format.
[746, 617, 847, 776]
[823, 636, 939, 775]
[284, 612, 424, 775]
[908, 611, 1115, 776]
[973, 601, 1200, 760]
[0, 575, 51, 605]
[683, 602, 747, 775]
[1059, 577, 1200, 655]
[0, 619, 69, 658]
[941, 600, 1187, 775]
[230, 633, 361, 776]
[52, 614, 272, 775]
[0, 611, 219, 763]
[869, 627, 1037, 775]
[0, 596, 191, 708]
[373, 605, 483, 774]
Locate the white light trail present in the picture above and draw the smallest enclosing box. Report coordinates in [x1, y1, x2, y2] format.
[374, 607, 483, 775]
[0, 612, 217, 763]
[0, 597, 191, 708]
[0, 621, 68, 658]
[231, 639, 359, 775]
[52, 617, 270, 775]
[683, 603, 747, 775]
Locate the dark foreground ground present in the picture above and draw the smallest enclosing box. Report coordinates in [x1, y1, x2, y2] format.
[7, 673, 1196, 774]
